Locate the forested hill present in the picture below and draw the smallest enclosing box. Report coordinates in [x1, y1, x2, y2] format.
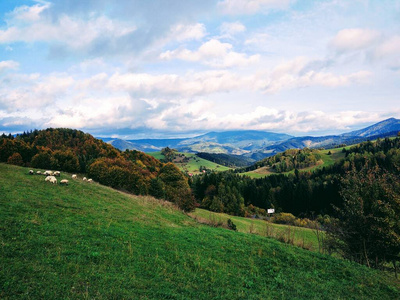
[191, 137, 400, 217]
[196, 152, 255, 167]
[242, 148, 322, 173]
[0, 128, 194, 211]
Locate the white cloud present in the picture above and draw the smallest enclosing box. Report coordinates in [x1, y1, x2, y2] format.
[0, 73, 74, 112]
[8, 2, 50, 23]
[170, 23, 207, 42]
[372, 35, 400, 69]
[220, 22, 246, 38]
[0, 3, 136, 53]
[160, 39, 260, 68]
[107, 70, 246, 97]
[218, 0, 293, 15]
[0, 60, 19, 72]
[330, 28, 381, 53]
[254, 57, 372, 93]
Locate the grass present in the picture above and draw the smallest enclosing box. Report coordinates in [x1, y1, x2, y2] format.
[190, 208, 320, 252]
[1, 163, 399, 299]
[148, 151, 231, 174]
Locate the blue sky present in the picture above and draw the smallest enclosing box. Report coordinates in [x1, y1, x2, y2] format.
[0, 0, 399, 138]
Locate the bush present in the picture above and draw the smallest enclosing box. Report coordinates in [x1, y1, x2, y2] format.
[7, 153, 24, 166]
[227, 219, 237, 231]
[271, 213, 297, 225]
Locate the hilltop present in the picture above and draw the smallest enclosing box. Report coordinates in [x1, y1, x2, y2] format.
[1, 163, 398, 299]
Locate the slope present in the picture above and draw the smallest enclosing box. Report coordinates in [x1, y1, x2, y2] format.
[1, 163, 398, 299]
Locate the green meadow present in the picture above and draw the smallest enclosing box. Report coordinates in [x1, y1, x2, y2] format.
[1, 163, 398, 299]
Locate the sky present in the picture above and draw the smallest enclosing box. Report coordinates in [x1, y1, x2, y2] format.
[0, 0, 400, 139]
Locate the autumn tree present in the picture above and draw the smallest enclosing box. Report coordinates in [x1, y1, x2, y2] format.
[158, 162, 195, 212]
[31, 151, 54, 169]
[7, 153, 24, 166]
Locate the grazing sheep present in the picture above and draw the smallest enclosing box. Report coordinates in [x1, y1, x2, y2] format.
[72, 174, 77, 179]
[29, 170, 34, 175]
[60, 179, 69, 185]
[44, 170, 53, 176]
[45, 175, 57, 184]
[87, 179, 93, 183]
[54, 171, 61, 177]
[36, 171, 42, 175]
[83, 177, 87, 181]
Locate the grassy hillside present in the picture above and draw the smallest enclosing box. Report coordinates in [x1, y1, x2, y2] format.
[148, 151, 231, 174]
[190, 209, 320, 252]
[1, 163, 399, 299]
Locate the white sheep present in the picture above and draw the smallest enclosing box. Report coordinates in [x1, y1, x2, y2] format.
[83, 177, 87, 181]
[60, 179, 69, 185]
[45, 175, 57, 184]
[87, 179, 93, 183]
[29, 170, 34, 175]
[54, 171, 61, 177]
[44, 170, 53, 176]
[36, 171, 42, 175]
[72, 174, 77, 179]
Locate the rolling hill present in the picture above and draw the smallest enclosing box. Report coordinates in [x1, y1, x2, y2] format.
[1, 163, 398, 299]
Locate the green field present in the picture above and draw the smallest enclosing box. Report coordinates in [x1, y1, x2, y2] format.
[148, 151, 231, 174]
[1, 163, 399, 299]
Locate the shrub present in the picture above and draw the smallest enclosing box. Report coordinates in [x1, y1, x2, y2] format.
[7, 153, 24, 166]
[271, 213, 297, 225]
[227, 219, 237, 231]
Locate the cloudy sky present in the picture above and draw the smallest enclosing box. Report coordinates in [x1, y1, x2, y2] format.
[1, 0, 399, 138]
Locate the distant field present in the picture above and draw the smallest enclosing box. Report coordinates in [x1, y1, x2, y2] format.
[148, 151, 231, 174]
[1, 163, 399, 299]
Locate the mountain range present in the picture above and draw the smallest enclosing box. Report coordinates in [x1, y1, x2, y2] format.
[101, 118, 400, 160]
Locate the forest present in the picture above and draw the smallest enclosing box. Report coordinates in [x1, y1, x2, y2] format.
[191, 138, 400, 216]
[196, 152, 254, 167]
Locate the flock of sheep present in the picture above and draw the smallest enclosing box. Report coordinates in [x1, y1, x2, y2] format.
[28, 169, 93, 185]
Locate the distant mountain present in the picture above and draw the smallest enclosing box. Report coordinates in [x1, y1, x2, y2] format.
[341, 118, 400, 137]
[103, 118, 400, 160]
[181, 131, 292, 147]
[249, 118, 400, 159]
[104, 130, 293, 154]
[103, 139, 156, 152]
[128, 138, 186, 149]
